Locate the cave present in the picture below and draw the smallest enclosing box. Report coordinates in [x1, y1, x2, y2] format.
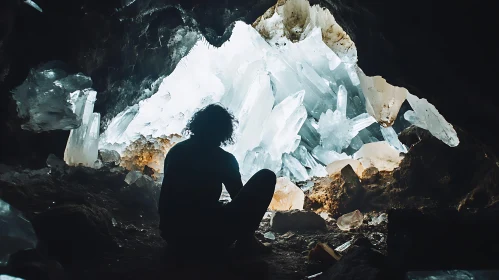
[1, 0, 499, 279]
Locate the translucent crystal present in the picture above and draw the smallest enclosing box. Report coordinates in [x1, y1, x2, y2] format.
[24, 0, 43, 12]
[292, 145, 327, 178]
[282, 153, 309, 182]
[98, 149, 121, 165]
[269, 177, 305, 211]
[11, 64, 90, 132]
[334, 238, 354, 252]
[264, 232, 276, 240]
[353, 141, 403, 171]
[336, 210, 363, 231]
[358, 70, 407, 127]
[380, 126, 408, 153]
[311, 146, 351, 166]
[405, 93, 459, 147]
[326, 159, 365, 177]
[64, 90, 101, 167]
[0, 199, 37, 265]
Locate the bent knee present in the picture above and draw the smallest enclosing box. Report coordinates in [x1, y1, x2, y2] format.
[256, 169, 277, 185]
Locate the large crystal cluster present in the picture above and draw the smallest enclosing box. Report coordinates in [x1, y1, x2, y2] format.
[99, 0, 458, 182]
[12, 63, 92, 132]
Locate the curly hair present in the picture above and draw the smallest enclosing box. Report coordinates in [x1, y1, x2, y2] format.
[183, 103, 238, 147]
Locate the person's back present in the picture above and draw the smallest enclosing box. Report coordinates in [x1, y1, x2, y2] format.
[158, 104, 276, 254]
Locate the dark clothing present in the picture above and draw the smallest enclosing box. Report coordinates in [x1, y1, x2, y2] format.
[158, 137, 276, 249]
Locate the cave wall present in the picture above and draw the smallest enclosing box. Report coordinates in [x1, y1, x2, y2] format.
[0, 0, 498, 167]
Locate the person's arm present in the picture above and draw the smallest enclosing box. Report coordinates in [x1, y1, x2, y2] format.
[224, 154, 244, 199]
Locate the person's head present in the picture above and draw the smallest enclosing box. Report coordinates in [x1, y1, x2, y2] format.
[184, 104, 237, 147]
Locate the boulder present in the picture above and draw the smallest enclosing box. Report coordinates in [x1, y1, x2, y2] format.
[31, 204, 114, 266]
[270, 210, 327, 233]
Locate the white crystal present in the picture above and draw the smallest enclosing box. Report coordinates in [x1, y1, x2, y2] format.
[125, 171, 143, 185]
[353, 141, 403, 171]
[358, 70, 407, 127]
[336, 210, 363, 231]
[282, 153, 309, 182]
[64, 90, 101, 167]
[405, 93, 459, 147]
[368, 213, 388, 226]
[380, 126, 408, 153]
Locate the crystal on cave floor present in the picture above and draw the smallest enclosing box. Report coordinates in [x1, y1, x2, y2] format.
[0, 199, 38, 266]
[405, 93, 459, 147]
[64, 90, 101, 167]
[336, 210, 364, 231]
[353, 141, 403, 171]
[334, 238, 354, 253]
[269, 177, 305, 211]
[125, 170, 143, 185]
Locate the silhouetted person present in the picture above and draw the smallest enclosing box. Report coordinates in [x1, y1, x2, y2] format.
[158, 104, 276, 256]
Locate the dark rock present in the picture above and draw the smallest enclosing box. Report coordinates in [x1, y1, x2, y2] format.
[387, 207, 499, 274]
[143, 165, 155, 177]
[319, 245, 385, 280]
[46, 154, 66, 175]
[270, 210, 327, 233]
[336, 166, 366, 216]
[397, 126, 432, 147]
[396, 126, 499, 208]
[120, 175, 159, 213]
[98, 149, 121, 166]
[361, 167, 380, 184]
[32, 204, 115, 267]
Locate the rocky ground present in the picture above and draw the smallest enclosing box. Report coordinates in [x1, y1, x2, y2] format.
[1, 126, 499, 279]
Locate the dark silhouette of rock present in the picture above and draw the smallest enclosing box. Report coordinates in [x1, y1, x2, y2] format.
[31, 204, 115, 267]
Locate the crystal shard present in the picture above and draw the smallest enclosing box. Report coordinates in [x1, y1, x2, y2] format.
[358, 70, 407, 127]
[0, 199, 37, 265]
[64, 90, 101, 167]
[282, 153, 309, 182]
[405, 93, 459, 147]
[269, 177, 305, 211]
[380, 125, 408, 153]
[353, 141, 403, 171]
[336, 210, 363, 231]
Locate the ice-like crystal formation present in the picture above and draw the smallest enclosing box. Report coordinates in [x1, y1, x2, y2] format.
[64, 90, 101, 167]
[405, 93, 459, 147]
[354, 141, 403, 171]
[11, 64, 95, 132]
[100, 4, 459, 182]
[24, 0, 43, 12]
[0, 199, 37, 265]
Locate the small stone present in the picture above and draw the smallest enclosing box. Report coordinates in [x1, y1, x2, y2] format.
[361, 167, 380, 184]
[269, 177, 305, 211]
[336, 210, 363, 231]
[270, 210, 327, 233]
[368, 213, 388, 226]
[98, 149, 121, 166]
